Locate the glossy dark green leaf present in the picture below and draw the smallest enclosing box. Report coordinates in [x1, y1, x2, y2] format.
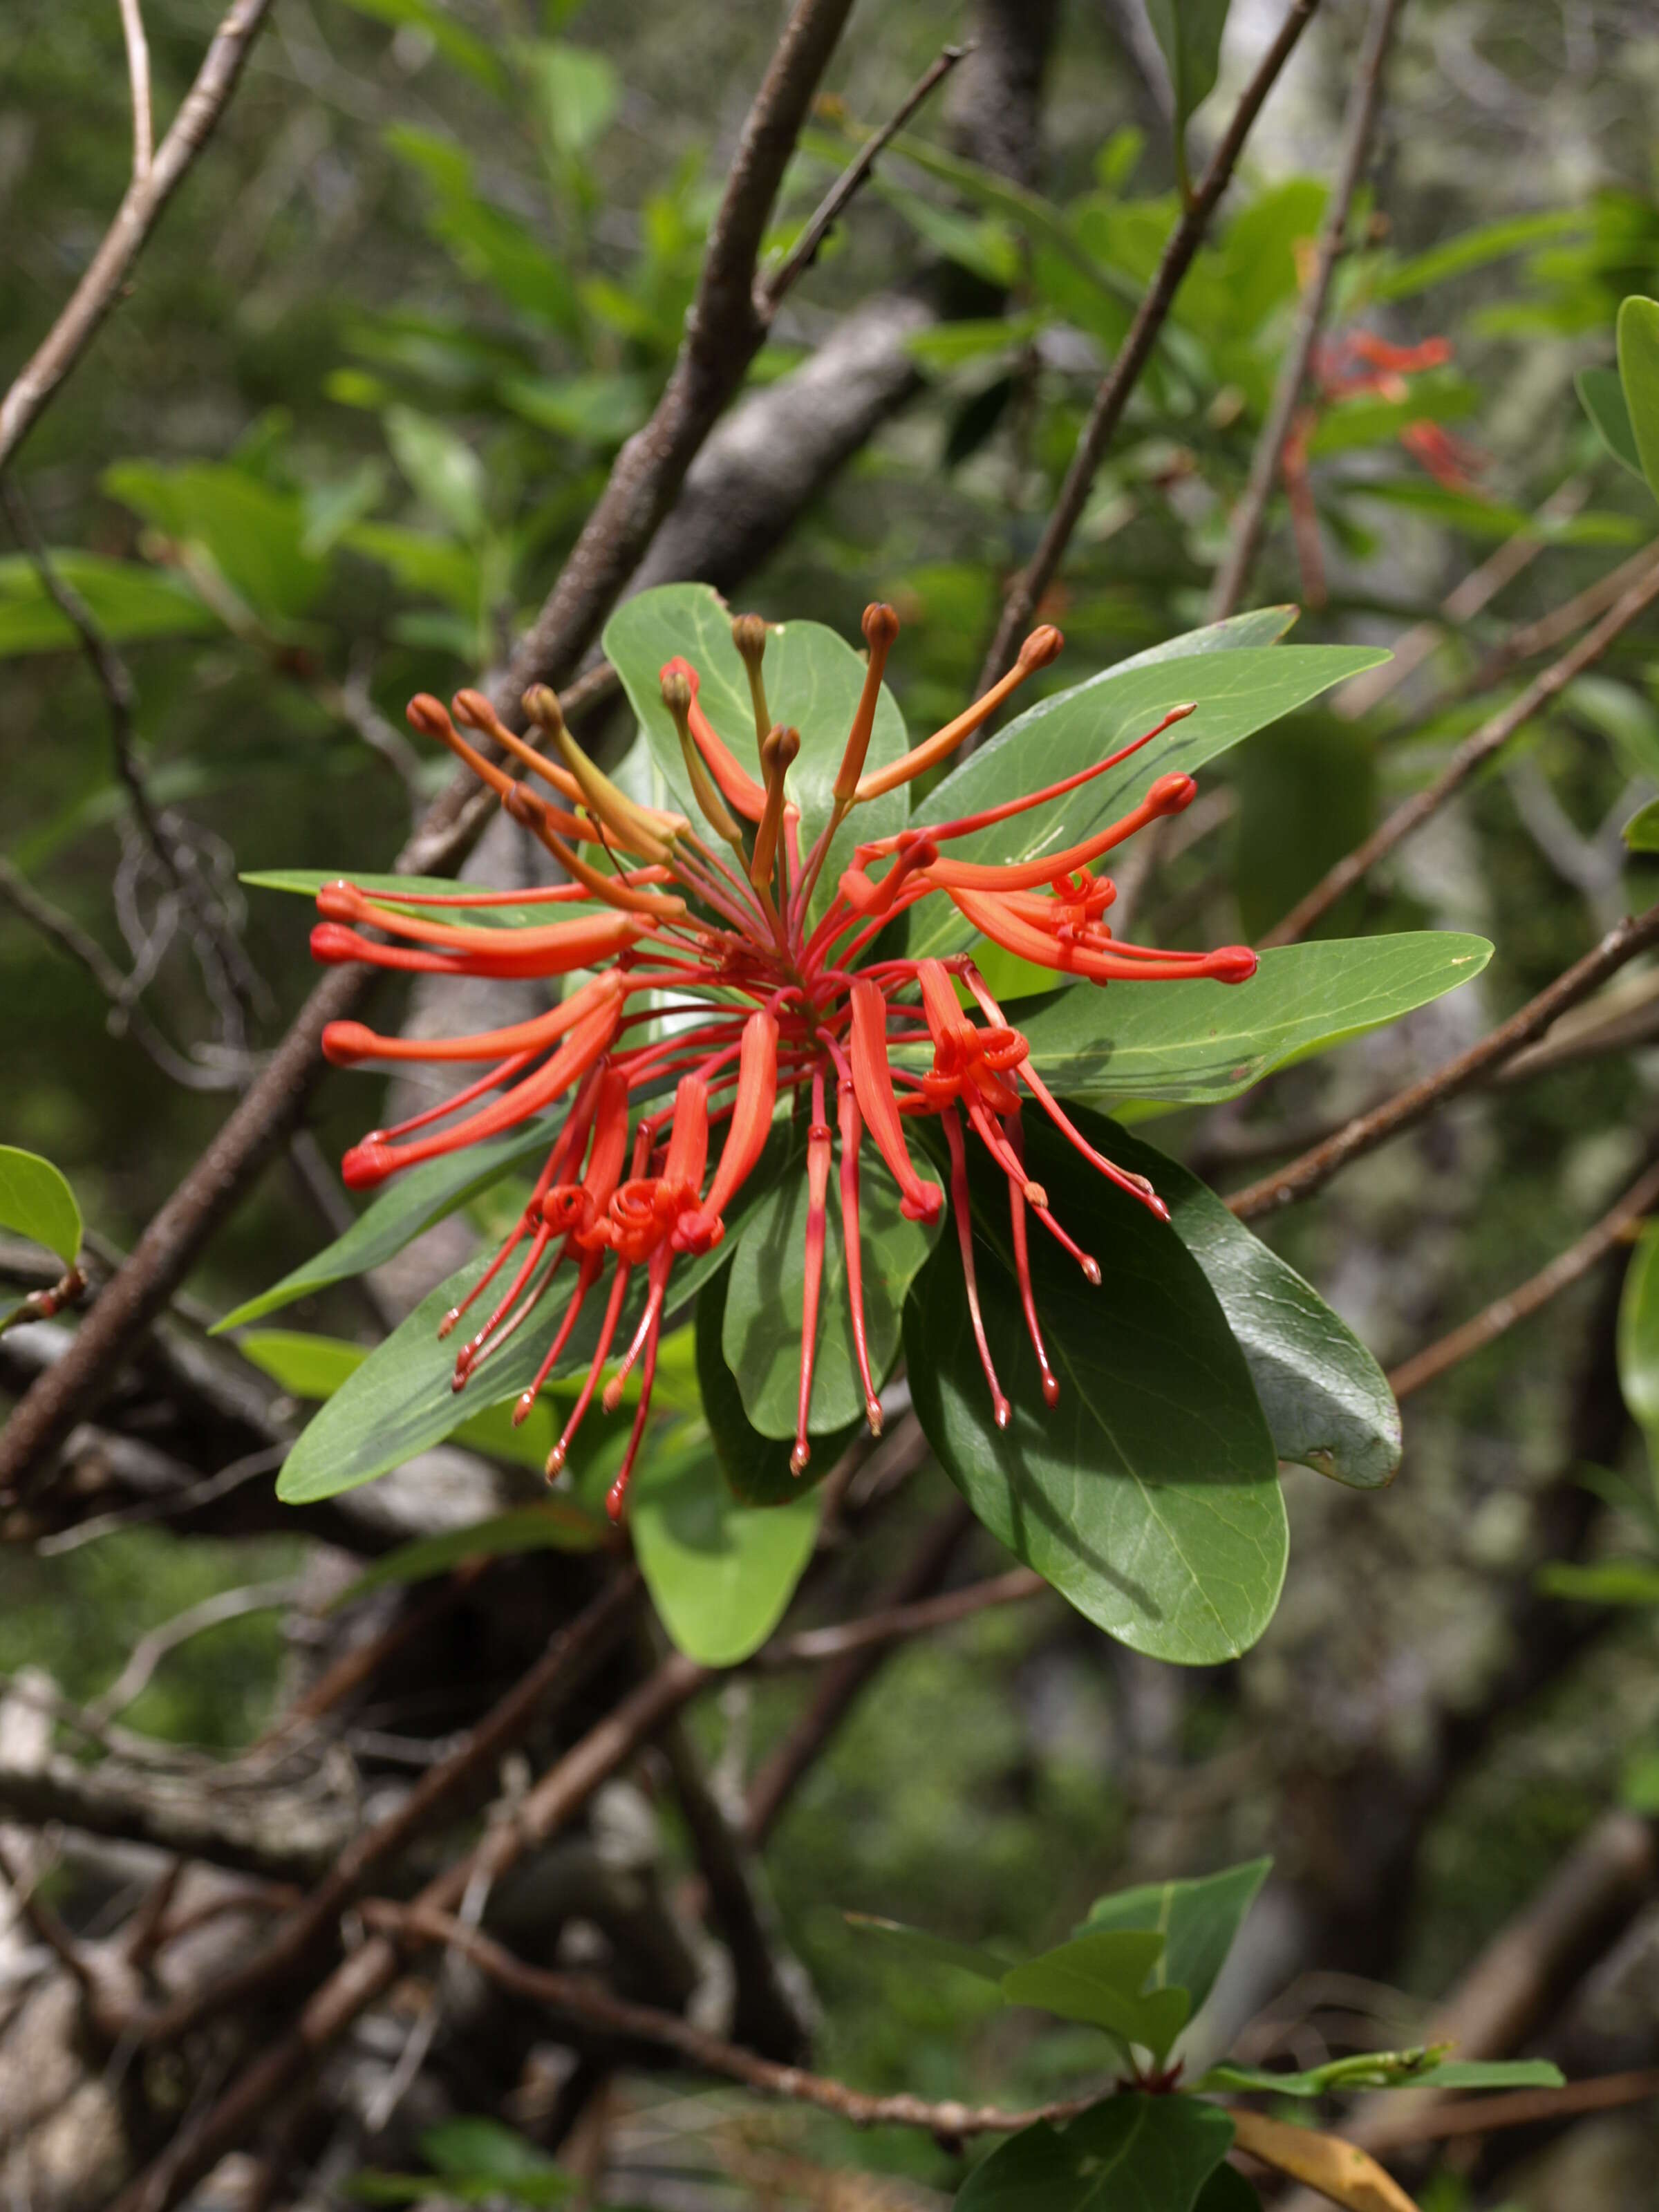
[1094, 1123, 1399, 1488]
[1576, 366, 1646, 479]
[905, 1116, 1285, 1664]
[0, 552, 218, 657]
[214, 1117, 562, 1332]
[722, 1150, 938, 1439]
[1192, 2166, 1262, 2212]
[0, 1146, 82, 1268]
[1006, 933, 1492, 1105]
[1143, 0, 1231, 131]
[954, 2094, 1234, 2212]
[602, 583, 910, 915]
[842, 1913, 1010, 1985]
[1616, 295, 1659, 503]
[630, 1430, 821, 1665]
[1080, 1858, 1271, 2017]
[1002, 1930, 1189, 2059]
[904, 641, 1387, 963]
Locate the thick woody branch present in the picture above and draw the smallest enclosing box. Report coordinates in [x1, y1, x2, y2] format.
[0, 0, 857, 1493]
[0, 0, 275, 470]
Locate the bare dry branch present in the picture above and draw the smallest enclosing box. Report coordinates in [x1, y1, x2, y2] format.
[0, 0, 275, 470]
[117, 0, 155, 180]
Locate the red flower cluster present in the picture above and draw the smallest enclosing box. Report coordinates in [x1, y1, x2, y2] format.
[312, 611, 1257, 1518]
[1284, 330, 1485, 604]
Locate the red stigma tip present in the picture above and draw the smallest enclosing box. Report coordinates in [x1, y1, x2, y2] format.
[546, 1441, 568, 1477]
[1206, 945, 1259, 984]
[992, 1394, 1012, 1428]
[865, 1399, 884, 1436]
[340, 1140, 392, 1190]
[1147, 772, 1197, 816]
[1082, 1256, 1102, 1285]
[512, 1393, 535, 1427]
[790, 1441, 811, 1476]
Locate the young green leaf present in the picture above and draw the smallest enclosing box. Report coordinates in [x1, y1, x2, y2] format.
[954, 2094, 1234, 2212]
[1617, 1222, 1659, 1473]
[383, 405, 489, 541]
[905, 1116, 1286, 1665]
[1080, 1858, 1272, 2018]
[0, 552, 218, 657]
[1002, 1929, 1190, 2061]
[0, 1146, 82, 1269]
[842, 1913, 1011, 1986]
[1615, 295, 1659, 504]
[631, 1431, 821, 1665]
[1143, 0, 1232, 134]
[1623, 796, 1659, 852]
[1536, 1559, 1659, 1606]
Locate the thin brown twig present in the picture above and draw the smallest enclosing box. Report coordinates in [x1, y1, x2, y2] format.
[0, 0, 274, 470]
[759, 1565, 1046, 1666]
[1207, 0, 1406, 621]
[975, 0, 1322, 691]
[762, 44, 973, 305]
[363, 1901, 1101, 2139]
[113, 1644, 709, 2212]
[1262, 552, 1659, 946]
[1386, 1154, 1659, 1400]
[1229, 902, 1659, 1220]
[118, 0, 155, 179]
[0, 0, 858, 1494]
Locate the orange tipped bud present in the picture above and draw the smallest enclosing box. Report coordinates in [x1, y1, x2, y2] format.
[1018, 624, 1064, 671]
[322, 1020, 378, 1065]
[856, 625, 1065, 804]
[525, 684, 673, 863]
[833, 603, 901, 806]
[731, 614, 771, 754]
[749, 723, 800, 890]
[662, 668, 746, 846]
[1146, 771, 1197, 816]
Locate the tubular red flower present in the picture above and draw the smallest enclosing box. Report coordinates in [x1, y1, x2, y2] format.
[308, 606, 1264, 1508]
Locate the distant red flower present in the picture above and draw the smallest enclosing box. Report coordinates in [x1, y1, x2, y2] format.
[1282, 329, 1485, 606]
[312, 612, 1257, 1517]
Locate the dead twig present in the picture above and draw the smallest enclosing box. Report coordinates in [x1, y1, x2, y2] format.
[0, 0, 274, 469]
[761, 42, 973, 303]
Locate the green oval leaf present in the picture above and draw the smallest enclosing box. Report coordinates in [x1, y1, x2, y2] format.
[1002, 1930, 1189, 2060]
[695, 1263, 859, 1506]
[1095, 1122, 1399, 1487]
[1616, 295, 1659, 505]
[1143, 0, 1231, 131]
[1617, 1221, 1659, 1470]
[1006, 932, 1492, 1106]
[905, 1116, 1285, 1665]
[842, 1913, 1011, 1986]
[630, 1431, 821, 1666]
[954, 2095, 1234, 2212]
[722, 1150, 938, 1439]
[903, 643, 1389, 964]
[1623, 796, 1659, 852]
[1577, 364, 1647, 480]
[1080, 1858, 1271, 2018]
[0, 1146, 82, 1268]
